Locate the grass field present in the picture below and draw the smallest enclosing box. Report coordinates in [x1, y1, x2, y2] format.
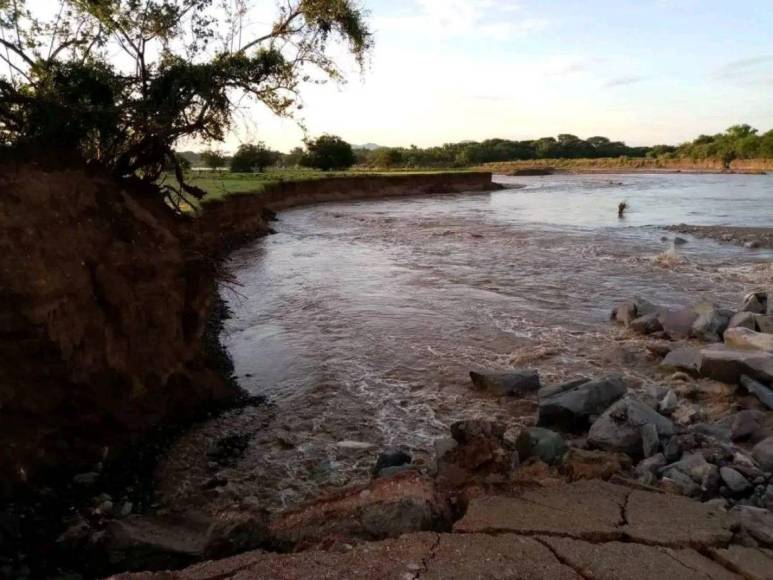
[170, 167, 474, 204]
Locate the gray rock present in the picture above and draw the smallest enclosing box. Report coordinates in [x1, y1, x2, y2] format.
[720, 467, 752, 494]
[635, 453, 667, 477]
[673, 236, 688, 245]
[745, 241, 761, 249]
[73, 472, 99, 486]
[752, 437, 773, 472]
[537, 377, 589, 400]
[740, 291, 768, 315]
[660, 347, 701, 376]
[659, 389, 678, 415]
[374, 448, 412, 476]
[662, 452, 714, 483]
[690, 423, 732, 442]
[658, 308, 699, 340]
[740, 375, 773, 410]
[469, 369, 541, 396]
[731, 410, 767, 442]
[588, 398, 675, 456]
[697, 345, 773, 384]
[641, 424, 660, 458]
[519, 428, 568, 465]
[612, 296, 660, 327]
[724, 327, 773, 353]
[756, 315, 773, 334]
[629, 312, 663, 335]
[730, 505, 773, 547]
[663, 437, 683, 462]
[538, 375, 626, 430]
[728, 311, 759, 331]
[662, 467, 701, 497]
[691, 304, 732, 342]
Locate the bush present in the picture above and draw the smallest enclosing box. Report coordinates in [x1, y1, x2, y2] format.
[230, 143, 277, 173]
[301, 135, 356, 171]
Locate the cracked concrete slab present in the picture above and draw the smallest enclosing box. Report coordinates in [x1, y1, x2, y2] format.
[541, 536, 741, 580]
[453, 480, 629, 540]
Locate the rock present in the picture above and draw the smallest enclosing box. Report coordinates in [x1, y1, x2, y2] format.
[697, 345, 773, 384]
[756, 315, 773, 333]
[673, 236, 688, 245]
[588, 398, 675, 456]
[659, 389, 678, 415]
[728, 311, 759, 331]
[538, 375, 626, 431]
[720, 467, 752, 494]
[635, 453, 667, 477]
[449, 420, 506, 445]
[518, 428, 567, 466]
[745, 240, 761, 249]
[559, 448, 631, 481]
[740, 291, 768, 314]
[662, 452, 714, 484]
[641, 424, 660, 457]
[629, 312, 663, 335]
[373, 448, 412, 476]
[374, 465, 417, 479]
[739, 375, 773, 410]
[658, 308, 699, 340]
[96, 500, 114, 515]
[468, 369, 540, 396]
[661, 468, 701, 497]
[724, 327, 773, 353]
[731, 410, 767, 442]
[663, 437, 682, 462]
[730, 505, 773, 547]
[438, 421, 513, 487]
[660, 347, 701, 376]
[611, 296, 659, 327]
[537, 377, 589, 400]
[72, 472, 99, 486]
[691, 304, 731, 342]
[117, 501, 133, 518]
[690, 423, 731, 441]
[752, 437, 773, 472]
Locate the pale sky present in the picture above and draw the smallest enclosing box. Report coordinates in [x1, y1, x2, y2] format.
[222, 0, 773, 153]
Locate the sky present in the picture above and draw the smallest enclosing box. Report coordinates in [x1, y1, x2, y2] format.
[221, 0, 773, 152]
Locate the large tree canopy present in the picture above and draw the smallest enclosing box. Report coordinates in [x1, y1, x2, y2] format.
[0, 0, 372, 207]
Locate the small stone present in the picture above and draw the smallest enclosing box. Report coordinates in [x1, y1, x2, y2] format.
[641, 424, 660, 458]
[740, 375, 773, 410]
[635, 453, 667, 477]
[374, 448, 412, 476]
[720, 467, 752, 494]
[752, 437, 773, 472]
[731, 410, 766, 442]
[664, 437, 682, 462]
[72, 472, 98, 486]
[629, 312, 663, 335]
[659, 390, 678, 415]
[523, 428, 567, 466]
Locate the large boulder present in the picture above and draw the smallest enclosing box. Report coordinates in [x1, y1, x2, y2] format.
[697, 345, 773, 384]
[660, 347, 701, 376]
[752, 437, 773, 472]
[757, 315, 773, 334]
[724, 327, 773, 353]
[691, 303, 732, 342]
[588, 398, 675, 456]
[469, 369, 540, 396]
[740, 291, 768, 315]
[538, 375, 626, 431]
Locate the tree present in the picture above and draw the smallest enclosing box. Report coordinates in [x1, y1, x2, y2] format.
[301, 135, 355, 170]
[201, 150, 227, 171]
[230, 142, 276, 172]
[370, 147, 403, 168]
[0, 0, 372, 207]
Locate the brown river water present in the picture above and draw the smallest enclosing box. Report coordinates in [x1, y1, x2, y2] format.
[156, 174, 773, 513]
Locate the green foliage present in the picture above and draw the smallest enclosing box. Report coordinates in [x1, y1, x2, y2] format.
[230, 142, 277, 173]
[673, 125, 771, 166]
[0, 0, 372, 206]
[301, 134, 355, 171]
[201, 149, 227, 171]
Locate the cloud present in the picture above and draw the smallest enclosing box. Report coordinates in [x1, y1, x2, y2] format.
[604, 75, 647, 88]
[713, 55, 773, 84]
[374, 0, 548, 42]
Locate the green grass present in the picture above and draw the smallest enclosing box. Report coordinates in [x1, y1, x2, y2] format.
[168, 167, 475, 206]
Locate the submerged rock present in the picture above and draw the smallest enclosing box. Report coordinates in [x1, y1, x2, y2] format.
[588, 398, 675, 456]
[468, 369, 540, 397]
[538, 375, 626, 431]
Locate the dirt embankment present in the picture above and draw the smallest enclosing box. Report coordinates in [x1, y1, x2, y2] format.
[0, 164, 496, 495]
[477, 158, 773, 174]
[0, 160, 240, 496]
[196, 172, 498, 252]
[666, 224, 773, 249]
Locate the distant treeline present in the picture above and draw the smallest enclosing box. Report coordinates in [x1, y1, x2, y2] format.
[177, 125, 773, 171]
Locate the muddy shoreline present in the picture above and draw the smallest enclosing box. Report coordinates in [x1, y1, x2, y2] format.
[666, 224, 773, 249]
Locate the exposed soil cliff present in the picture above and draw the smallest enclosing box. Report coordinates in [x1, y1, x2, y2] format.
[0, 160, 237, 496]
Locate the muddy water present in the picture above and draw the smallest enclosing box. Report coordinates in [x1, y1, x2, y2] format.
[162, 174, 773, 513]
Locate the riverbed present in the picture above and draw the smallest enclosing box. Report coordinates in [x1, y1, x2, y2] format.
[156, 173, 773, 513]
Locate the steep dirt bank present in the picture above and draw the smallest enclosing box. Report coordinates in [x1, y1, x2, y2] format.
[477, 158, 773, 174]
[196, 172, 498, 252]
[0, 160, 238, 496]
